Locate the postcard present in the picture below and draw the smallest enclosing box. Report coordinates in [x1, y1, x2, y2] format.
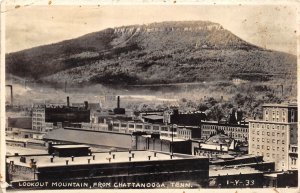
[1, 0, 299, 192]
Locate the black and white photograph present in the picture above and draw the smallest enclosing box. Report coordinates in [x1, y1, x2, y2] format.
[2, 1, 299, 191]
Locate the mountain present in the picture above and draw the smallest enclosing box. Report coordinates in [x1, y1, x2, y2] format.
[6, 21, 296, 85]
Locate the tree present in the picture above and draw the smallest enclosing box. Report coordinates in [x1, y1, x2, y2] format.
[197, 103, 209, 112]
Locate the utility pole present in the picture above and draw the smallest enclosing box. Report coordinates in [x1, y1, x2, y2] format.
[171, 124, 174, 155]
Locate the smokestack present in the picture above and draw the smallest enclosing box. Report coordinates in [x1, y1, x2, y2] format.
[117, 96, 120, 108]
[67, 96, 70, 107]
[84, 101, 88, 110]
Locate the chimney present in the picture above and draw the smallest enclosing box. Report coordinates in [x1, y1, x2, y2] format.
[132, 153, 135, 158]
[154, 152, 157, 157]
[88, 159, 91, 164]
[112, 154, 115, 159]
[148, 156, 151, 160]
[84, 101, 89, 110]
[66, 160, 69, 165]
[50, 158, 54, 163]
[92, 155, 95, 160]
[71, 156, 74, 161]
[67, 96, 70, 107]
[117, 96, 120, 108]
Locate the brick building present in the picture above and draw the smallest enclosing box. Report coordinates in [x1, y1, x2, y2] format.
[248, 103, 298, 171]
[201, 121, 248, 142]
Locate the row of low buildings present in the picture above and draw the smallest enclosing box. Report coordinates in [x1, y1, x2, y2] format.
[6, 143, 298, 189]
[6, 97, 298, 171]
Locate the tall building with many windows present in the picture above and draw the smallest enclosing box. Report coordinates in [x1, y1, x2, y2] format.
[249, 103, 297, 171]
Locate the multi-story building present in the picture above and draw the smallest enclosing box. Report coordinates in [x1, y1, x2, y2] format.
[249, 103, 298, 171]
[177, 126, 201, 140]
[201, 121, 249, 142]
[32, 97, 90, 132]
[32, 105, 46, 132]
[82, 121, 178, 138]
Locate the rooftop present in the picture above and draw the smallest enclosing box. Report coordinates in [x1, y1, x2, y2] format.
[141, 135, 186, 142]
[7, 150, 204, 168]
[262, 103, 297, 108]
[209, 166, 262, 176]
[205, 134, 233, 146]
[43, 127, 132, 148]
[52, 145, 90, 149]
[142, 115, 164, 120]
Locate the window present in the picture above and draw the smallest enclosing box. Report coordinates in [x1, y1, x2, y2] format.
[266, 110, 268, 115]
[267, 132, 270, 136]
[277, 111, 279, 116]
[252, 138, 255, 142]
[267, 125, 270, 129]
[257, 131, 260, 135]
[282, 147, 285, 152]
[262, 131, 265, 135]
[277, 147, 280, 151]
[262, 138, 265, 142]
[262, 145, 264, 149]
[257, 145, 260, 149]
[267, 139, 270, 143]
[272, 139, 275, 143]
[282, 126, 285, 130]
[272, 132, 275, 136]
[257, 138, 260, 142]
[252, 124, 255, 128]
[267, 146, 270, 150]
[267, 153, 270, 157]
[277, 140, 280, 144]
[282, 133, 285, 137]
[282, 140, 285, 144]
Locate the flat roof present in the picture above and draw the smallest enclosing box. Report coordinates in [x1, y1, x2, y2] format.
[142, 115, 164, 120]
[262, 103, 297, 108]
[7, 150, 205, 168]
[209, 167, 262, 176]
[43, 128, 132, 148]
[53, 145, 90, 149]
[141, 135, 186, 142]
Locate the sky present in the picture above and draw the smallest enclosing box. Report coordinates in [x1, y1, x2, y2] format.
[4, 3, 298, 55]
